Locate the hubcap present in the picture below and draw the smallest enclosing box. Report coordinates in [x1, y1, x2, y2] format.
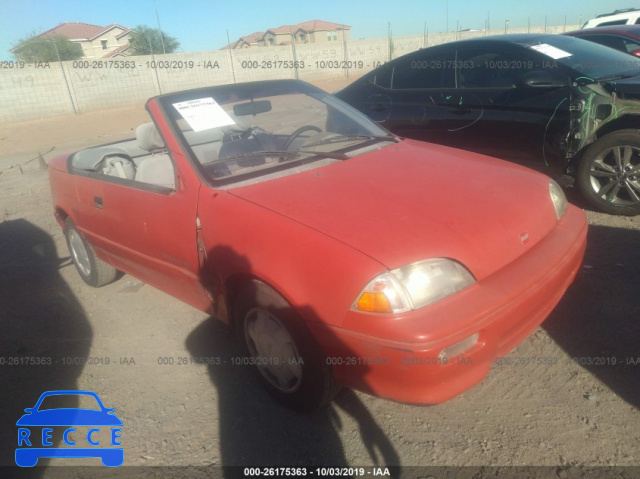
[244, 308, 303, 393]
[589, 145, 640, 206]
[68, 230, 91, 277]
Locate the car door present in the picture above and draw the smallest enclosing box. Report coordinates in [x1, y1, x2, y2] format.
[337, 45, 459, 139]
[450, 43, 572, 172]
[383, 46, 470, 140]
[72, 128, 213, 313]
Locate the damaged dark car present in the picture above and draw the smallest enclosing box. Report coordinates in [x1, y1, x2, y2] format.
[335, 34, 640, 215]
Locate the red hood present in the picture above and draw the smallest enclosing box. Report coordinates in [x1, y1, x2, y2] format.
[229, 140, 558, 280]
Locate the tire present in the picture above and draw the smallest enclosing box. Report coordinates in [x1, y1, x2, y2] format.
[235, 281, 341, 412]
[64, 219, 117, 287]
[577, 129, 640, 215]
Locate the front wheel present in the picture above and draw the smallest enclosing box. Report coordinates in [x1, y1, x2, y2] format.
[64, 219, 117, 287]
[577, 129, 640, 215]
[235, 281, 340, 412]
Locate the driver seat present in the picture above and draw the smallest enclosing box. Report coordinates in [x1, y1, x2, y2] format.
[135, 123, 176, 189]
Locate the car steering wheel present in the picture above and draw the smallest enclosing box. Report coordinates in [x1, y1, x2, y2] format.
[284, 125, 322, 151]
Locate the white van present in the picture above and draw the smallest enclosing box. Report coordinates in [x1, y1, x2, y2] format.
[582, 8, 640, 28]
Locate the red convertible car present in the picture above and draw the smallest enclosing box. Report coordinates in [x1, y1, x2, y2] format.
[49, 80, 587, 411]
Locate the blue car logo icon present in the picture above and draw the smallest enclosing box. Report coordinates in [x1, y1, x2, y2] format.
[16, 390, 123, 467]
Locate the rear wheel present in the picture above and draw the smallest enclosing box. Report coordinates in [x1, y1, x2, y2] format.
[64, 219, 117, 287]
[577, 129, 640, 215]
[235, 281, 340, 412]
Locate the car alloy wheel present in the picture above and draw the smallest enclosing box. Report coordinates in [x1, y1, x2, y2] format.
[578, 129, 640, 215]
[588, 145, 640, 205]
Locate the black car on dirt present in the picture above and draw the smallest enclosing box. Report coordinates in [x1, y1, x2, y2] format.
[335, 34, 640, 215]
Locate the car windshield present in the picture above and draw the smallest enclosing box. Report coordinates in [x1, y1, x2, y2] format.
[158, 80, 395, 186]
[520, 34, 640, 80]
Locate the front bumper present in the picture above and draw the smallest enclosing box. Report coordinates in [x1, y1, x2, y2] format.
[309, 205, 587, 404]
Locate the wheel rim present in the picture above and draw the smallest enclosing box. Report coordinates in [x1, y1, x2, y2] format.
[68, 230, 91, 277]
[588, 145, 640, 206]
[244, 307, 303, 393]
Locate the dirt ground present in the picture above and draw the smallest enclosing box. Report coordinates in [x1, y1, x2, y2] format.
[0, 76, 638, 479]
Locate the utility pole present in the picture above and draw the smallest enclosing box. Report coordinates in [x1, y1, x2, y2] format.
[423, 21, 427, 48]
[155, 8, 166, 54]
[226, 30, 236, 83]
[446, 0, 449, 32]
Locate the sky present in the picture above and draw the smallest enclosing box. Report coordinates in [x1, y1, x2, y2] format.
[0, 0, 637, 60]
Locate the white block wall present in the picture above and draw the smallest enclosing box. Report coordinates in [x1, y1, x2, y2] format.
[0, 25, 579, 124]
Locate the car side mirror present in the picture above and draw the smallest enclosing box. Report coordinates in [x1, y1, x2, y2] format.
[23, 408, 33, 413]
[517, 70, 569, 88]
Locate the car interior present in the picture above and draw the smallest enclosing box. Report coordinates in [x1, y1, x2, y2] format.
[69, 122, 176, 189]
[68, 86, 391, 189]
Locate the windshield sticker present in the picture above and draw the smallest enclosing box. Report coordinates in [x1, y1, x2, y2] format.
[529, 44, 572, 60]
[172, 97, 235, 132]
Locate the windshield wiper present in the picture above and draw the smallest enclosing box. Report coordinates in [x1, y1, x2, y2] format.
[208, 151, 298, 163]
[303, 134, 399, 147]
[210, 150, 347, 163]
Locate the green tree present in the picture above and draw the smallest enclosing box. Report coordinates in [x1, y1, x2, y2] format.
[128, 25, 180, 55]
[13, 33, 84, 62]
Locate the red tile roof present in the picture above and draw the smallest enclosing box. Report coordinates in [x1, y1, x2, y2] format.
[220, 41, 239, 50]
[268, 20, 349, 35]
[295, 20, 350, 32]
[224, 19, 350, 50]
[267, 20, 351, 35]
[241, 31, 266, 43]
[38, 22, 130, 41]
[221, 31, 265, 49]
[267, 24, 299, 35]
[102, 44, 131, 58]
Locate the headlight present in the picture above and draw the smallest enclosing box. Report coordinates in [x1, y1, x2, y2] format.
[353, 259, 476, 314]
[549, 180, 567, 220]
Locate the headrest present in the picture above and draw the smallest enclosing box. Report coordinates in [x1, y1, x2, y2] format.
[136, 122, 165, 151]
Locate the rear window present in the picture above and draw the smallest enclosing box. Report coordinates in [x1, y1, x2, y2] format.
[597, 20, 630, 27]
[579, 34, 640, 53]
[522, 34, 640, 79]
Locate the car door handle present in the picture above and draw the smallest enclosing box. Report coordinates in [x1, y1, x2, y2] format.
[94, 196, 103, 209]
[370, 104, 388, 112]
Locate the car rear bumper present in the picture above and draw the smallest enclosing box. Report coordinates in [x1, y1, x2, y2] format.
[309, 205, 587, 404]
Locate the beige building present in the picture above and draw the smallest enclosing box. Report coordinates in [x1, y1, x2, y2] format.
[291, 20, 351, 45]
[225, 20, 351, 49]
[33, 22, 132, 58]
[226, 31, 266, 49]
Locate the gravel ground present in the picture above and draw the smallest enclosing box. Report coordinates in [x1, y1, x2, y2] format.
[0, 77, 638, 479]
